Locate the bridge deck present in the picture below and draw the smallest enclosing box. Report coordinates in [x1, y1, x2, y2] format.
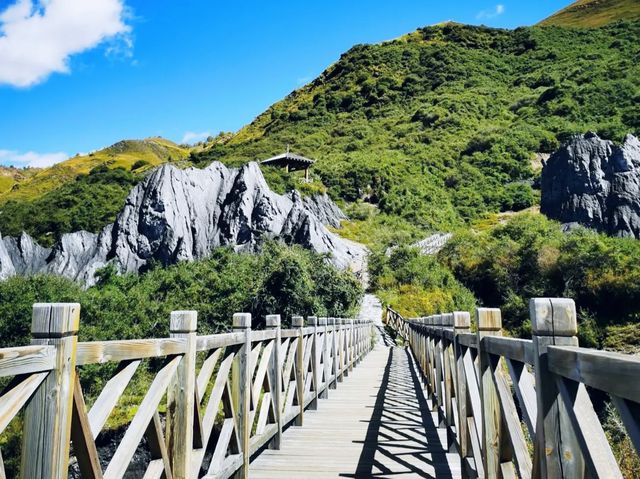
[250, 343, 461, 478]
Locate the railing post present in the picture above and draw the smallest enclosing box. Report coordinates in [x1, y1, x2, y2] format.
[21, 303, 80, 479]
[308, 316, 319, 410]
[167, 310, 197, 479]
[349, 319, 354, 372]
[266, 314, 282, 449]
[434, 314, 444, 416]
[232, 312, 251, 479]
[476, 308, 503, 479]
[531, 298, 584, 478]
[442, 312, 455, 450]
[292, 315, 305, 426]
[341, 320, 349, 378]
[330, 318, 338, 389]
[453, 311, 471, 464]
[319, 318, 329, 399]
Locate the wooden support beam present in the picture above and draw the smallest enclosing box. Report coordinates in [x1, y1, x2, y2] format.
[266, 315, 282, 449]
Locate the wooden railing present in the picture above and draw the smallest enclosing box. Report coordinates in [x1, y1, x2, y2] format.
[0, 303, 374, 479]
[385, 298, 640, 479]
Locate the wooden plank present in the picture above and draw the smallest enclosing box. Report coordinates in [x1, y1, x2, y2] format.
[468, 417, 485, 479]
[0, 345, 56, 378]
[70, 375, 103, 479]
[266, 315, 282, 449]
[196, 332, 245, 352]
[231, 313, 251, 479]
[77, 338, 186, 365]
[548, 346, 640, 402]
[145, 411, 173, 479]
[0, 371, 47, 434]
[506, 358, 537, 440]
[555, 376, 623, 479]
[21, 302, 80, 479]
[88, 359, 141, 438]
[103, 356, 181, 479]
[0, 449, 5, 479]
[209, 418, 235, 474]
[491, 360, 532, 478]
[482, 336, 533, 365]
[201, 352, 235, 443]
[611, 395, 640, 455]
[457, 333, 477, 349]
[142, 460, 165, 479]
[196, 349, 222, 403]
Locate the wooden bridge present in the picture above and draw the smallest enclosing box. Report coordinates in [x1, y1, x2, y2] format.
[0, 297, 639, 479]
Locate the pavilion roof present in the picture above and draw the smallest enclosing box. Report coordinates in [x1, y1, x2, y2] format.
[260, 152, 315, 171]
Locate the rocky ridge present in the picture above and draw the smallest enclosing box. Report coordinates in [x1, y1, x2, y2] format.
[541, 132, 640, 238]
[0, 162, 363, 285]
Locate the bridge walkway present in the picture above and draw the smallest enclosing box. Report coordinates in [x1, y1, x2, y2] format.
[250, 343, 461, 479]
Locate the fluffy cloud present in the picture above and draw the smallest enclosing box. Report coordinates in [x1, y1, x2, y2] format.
[476, 4, 505, 20]
[0, 149, 68, 167]
[0, 0, 131, 87]
[181, 131, 212, 144]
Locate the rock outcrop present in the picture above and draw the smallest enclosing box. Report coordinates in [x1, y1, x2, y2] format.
[1, 162, 363, 286]
[541, 133, 640, 238]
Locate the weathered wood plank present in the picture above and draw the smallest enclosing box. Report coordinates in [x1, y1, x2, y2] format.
[145, 411, 173, 479]
[482, 336, 533, 365]
[77, 338, 186, 365]
[0, 371, 47, 434]
[0, 345, 56, 378]
[196, 332, 245, 352]
[103, 356, 180, 479]
[555, 376, 622, 479]
[88, 359, 141, 439]
[70, 375, 103, 479]
[548, 345, 640, 402]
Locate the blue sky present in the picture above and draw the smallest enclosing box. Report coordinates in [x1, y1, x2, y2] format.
[0, 0, 571, 167]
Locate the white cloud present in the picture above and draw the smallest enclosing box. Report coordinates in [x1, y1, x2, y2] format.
[0, 149, 68, 167]
[476, 4, 505, 20]
[181, 131, 211, 144]
[0, 0, 132, 88]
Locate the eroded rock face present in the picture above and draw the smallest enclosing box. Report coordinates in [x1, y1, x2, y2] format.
[541, 133, 640, 238]
[0, 162, 362, 286]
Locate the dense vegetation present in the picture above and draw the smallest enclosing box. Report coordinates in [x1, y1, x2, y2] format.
[438, 213, 640, 351]
[0, 242, 362, 348]
[194, 21, 640, 234]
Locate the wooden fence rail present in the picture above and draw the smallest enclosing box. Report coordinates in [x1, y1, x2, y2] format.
[0, 304, 374, 479]
[385, 298, 640, 479]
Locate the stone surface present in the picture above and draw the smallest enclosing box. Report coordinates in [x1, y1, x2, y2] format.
[0, 162, 364, 286]
[541, 132, 640, 238]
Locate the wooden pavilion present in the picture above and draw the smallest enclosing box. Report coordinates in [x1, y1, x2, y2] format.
[260, 150, 316, 180]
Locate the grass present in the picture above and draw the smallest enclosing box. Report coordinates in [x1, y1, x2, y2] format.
[539, 0, 640, 27]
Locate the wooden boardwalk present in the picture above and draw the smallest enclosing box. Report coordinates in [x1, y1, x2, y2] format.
[250, 344, 461, 478]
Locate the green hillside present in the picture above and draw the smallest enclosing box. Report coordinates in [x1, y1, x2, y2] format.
[540, 0, 640, 27]
[0, 137, 192, 204]
[194, 22, 640, 236]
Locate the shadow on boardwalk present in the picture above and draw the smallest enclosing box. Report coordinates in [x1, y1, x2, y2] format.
[343, 347, 457, 479]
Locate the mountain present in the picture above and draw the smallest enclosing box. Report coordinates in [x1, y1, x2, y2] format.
[539, 0, 640, 28]
[2, 21, 640, 250]
[0, 137, 191, 204]
[0, 162, 363, 286]
[194, 21, 640, 236]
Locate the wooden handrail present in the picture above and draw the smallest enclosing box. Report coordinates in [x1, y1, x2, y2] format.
[0, 305, 375, 479]
[386, 298, 640, 479]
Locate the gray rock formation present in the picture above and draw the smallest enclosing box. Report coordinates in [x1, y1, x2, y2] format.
[0, 162, 363, 286]
[541, 133, 640, 238]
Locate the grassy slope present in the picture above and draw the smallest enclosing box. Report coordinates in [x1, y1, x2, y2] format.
[539, 0, 640, 27]
[0, 167, 40, 195]
[194, 22, 640, 238]
[0, 137, 192, 204]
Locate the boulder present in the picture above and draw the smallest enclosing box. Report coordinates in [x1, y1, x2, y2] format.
[541, 133, 640, 238]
